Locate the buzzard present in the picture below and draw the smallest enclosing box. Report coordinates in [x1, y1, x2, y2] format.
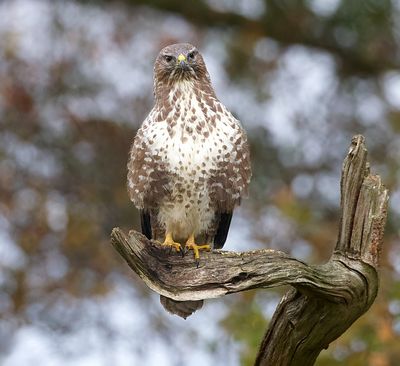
[127, 43, 251, 318]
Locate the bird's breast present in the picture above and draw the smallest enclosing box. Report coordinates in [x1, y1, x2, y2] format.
[147, 84, 241, 207]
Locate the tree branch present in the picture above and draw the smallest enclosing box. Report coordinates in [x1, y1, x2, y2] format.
[110, 135, 388, 365]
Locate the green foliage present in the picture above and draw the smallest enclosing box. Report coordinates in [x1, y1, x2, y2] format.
[221, 294, 268, 366]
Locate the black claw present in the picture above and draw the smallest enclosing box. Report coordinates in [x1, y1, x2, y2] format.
[195, 258, 200, 268]
[181, 247, 185, 257]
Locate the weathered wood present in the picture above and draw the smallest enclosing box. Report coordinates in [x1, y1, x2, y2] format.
[111, 135, 388, 366]
[111, 228, 366, 302]
[255, 136, 387, 365]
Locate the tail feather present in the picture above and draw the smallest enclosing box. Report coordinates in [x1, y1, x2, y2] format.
[160, 295, 204, 319]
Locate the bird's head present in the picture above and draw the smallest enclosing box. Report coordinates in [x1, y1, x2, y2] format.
[154, 43, 210, 84]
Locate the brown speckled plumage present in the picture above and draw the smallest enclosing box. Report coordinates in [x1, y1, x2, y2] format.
[127, 43, 251, 318]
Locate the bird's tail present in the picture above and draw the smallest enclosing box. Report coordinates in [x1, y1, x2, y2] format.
[160, 295, 204, 319]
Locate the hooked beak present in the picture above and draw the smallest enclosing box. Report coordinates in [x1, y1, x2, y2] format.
[177, 53, 189, 69]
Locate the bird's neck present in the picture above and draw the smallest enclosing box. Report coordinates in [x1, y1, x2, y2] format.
[153, 79, 218, 119]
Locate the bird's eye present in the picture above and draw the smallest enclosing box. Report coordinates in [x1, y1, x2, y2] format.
[164, 55, 173, 62]
[187, 51, 196, 60]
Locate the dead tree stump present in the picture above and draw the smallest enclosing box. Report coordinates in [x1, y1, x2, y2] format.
[111, 135, 388, 365]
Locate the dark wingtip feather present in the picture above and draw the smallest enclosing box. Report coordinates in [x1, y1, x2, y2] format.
[140, 210, 152, 240]
[214, 212, 233, 249]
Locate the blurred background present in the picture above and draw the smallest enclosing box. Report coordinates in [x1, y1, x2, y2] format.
[1, 0, 400, 365]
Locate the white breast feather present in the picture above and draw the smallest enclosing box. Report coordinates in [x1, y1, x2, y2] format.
[146, 81, 241, 240]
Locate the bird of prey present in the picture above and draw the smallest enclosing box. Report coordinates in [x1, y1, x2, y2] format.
[127, 43, 251, 318]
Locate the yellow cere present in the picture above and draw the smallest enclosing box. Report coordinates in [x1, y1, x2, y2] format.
[177, 54, 186, 62]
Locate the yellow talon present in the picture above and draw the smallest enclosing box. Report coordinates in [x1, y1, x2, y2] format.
[185, 233, 211, 260]
[162, 232, 182, 252]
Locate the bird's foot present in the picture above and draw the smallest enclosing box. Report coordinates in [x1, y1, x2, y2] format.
[161, 232, 182, 253]
[185, 234, 211, 266]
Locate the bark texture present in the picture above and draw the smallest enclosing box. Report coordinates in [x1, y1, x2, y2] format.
[111, 135, 388, 365]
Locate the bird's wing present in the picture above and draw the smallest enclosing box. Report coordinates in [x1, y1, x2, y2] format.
[127, 120, 170, 240]
[140, 209, 152, 240]
[209, 120, 252, 249]
[213, 212, 233, 249]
